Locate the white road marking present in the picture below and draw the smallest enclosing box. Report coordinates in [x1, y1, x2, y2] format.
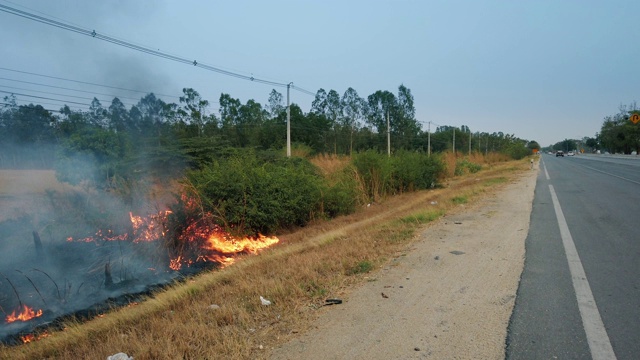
[543, 157, 550, 180]
[575, 163, 640, 185]
[549, 185, 617, 360]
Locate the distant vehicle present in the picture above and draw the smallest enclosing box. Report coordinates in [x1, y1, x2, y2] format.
[556, 151, 564, 157]
[567, 151, 574, 156]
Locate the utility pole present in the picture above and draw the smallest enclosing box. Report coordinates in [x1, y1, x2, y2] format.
[469, 128, 472, 155]
[286, 82, 291, 157]
[427, 121, 431, 157]
[387, 111, 391, 157]
[453, 127, 456, 154]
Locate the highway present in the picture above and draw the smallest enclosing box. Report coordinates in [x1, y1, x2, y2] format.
[506, 154, 640, 360]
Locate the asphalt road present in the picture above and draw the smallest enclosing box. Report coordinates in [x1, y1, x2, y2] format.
[506, 154, 640, 360]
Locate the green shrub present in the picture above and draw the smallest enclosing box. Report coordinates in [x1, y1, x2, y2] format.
[186, 151, 322, 235]
[353, 150, 444, 200]
[347, 260, 374, 275]
[454, 158, 482, 175]
[391, 151, 444, 191]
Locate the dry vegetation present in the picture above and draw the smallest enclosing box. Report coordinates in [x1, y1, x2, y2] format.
[0, 155, 532, 360]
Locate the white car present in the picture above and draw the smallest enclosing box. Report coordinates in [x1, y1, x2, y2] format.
[567, 151, 575, 156]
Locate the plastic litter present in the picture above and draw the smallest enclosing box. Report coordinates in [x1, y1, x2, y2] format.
[260, 296, 271, 306]
[107, 353, 133, 360]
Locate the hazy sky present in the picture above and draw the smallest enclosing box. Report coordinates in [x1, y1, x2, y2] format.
[1, 0, 638, 146]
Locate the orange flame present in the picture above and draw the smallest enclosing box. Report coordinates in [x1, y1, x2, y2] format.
[5, 304, 43, 323]
[61, 196, 280, 271]
[20, 331, 49, 343]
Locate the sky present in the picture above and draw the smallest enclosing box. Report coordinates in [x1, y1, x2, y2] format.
[1, 0, 638, 147]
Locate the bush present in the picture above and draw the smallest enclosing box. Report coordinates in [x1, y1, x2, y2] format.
[186, 151, 322, 235]
[454, 158, 482, 175]
[391, 151, 444, 191]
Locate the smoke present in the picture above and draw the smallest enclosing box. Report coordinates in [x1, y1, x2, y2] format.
[0, 153, 183, 343]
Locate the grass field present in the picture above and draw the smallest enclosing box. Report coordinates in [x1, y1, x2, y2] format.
[0, 156, 533, 359]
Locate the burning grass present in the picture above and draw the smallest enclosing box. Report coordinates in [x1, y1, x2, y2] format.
[0, 158, 533, 359]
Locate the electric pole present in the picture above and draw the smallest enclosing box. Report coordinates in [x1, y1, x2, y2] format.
[427, 121, 431, 157]
[469, 128, 472, 155]
[286, 82, 291, 157]
[453, 127, 456, 154]
[387, 111, 391, 157]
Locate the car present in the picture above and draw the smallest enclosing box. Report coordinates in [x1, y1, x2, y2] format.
[556, 151, 564, 157]
[567, 151, 574, 156]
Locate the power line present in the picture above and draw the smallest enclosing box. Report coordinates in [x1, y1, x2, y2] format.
[0, 85, 139, 107]
[0, 4, 316, 96]
[0, 67, 181, 100]
[0, 90, 89, 106]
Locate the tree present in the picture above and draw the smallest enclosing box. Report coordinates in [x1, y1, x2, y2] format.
[89, 98, 107, 127]
[219, 93, 243, 146]
[394, 85, 420, 150]
[108, 97, 128, 132]
[326, 89, 342, 154]
[341, 87, 365, 155]
[267, 89, 285, 119]
[526, 140, 540, 151]
[311, 89, 328, 115]
[178, 88, 211, 137]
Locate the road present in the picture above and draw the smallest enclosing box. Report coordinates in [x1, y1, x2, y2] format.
[507, 154, 640, 359]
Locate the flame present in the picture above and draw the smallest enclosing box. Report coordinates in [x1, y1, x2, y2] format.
[169, 256, 183, 271]
[5, 304, 43, 323]
[129, 210, 171, 243]
[60, 195, 279, 271]
[20, 331, 49, 343]
[206, 233, 279, 254]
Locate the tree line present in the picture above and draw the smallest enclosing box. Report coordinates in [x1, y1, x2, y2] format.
[547, 102, 639, 154]
[0, 85, 534, 185]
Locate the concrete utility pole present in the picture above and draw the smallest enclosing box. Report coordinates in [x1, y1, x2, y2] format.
[427, 121, 431, 157]
[453, 127, 456, 154]
[387, 111, 391, 157]
[286, 83, 291, 157]
[469, 128, 472, 155]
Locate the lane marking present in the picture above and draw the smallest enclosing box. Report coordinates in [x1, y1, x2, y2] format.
[574, 163, 640, 185]
[549, 185, 617, 360]
[543, 157, 550, 180]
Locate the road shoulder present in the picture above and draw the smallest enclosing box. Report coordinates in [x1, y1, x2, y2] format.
[270, 169, 538, 359]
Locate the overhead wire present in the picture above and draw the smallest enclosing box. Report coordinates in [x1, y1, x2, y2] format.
[0, 4, 316, 96]
[0, 68, 181, 100]
[0, 85, 139, 108]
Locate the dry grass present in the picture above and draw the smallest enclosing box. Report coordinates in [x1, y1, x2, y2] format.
[0, 158, 532, 359]
[309, 154, 351, 178]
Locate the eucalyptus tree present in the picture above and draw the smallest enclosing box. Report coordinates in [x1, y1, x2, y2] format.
[326, 89, 343, 154]
[366, 90, 396, 151]
[341, 87, 365, 155]
[178, 88, 211, 137]
[311, 88, 328, 115]
[267, 89, 285, 119]
[394, 85, 420, 150]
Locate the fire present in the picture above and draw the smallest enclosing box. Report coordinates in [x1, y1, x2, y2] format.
[205, 232, 280, 256]
[129, 210, 171, 243]
[61, 195, 280, 271]
[21, 331, 49, 343]
[169, 221, 279, 269]
[5, 304, 43, 323]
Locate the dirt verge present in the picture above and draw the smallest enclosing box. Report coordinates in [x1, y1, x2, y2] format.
[270, 169, 537, 359]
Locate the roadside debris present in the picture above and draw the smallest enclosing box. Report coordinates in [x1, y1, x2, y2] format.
[107, 353, 133, 360]
[381, 292, 389, 298]
[208, 304, 220, 310]
[324, 298, 343, 306]
[449, 250, 465, 255]
[260, 296, 272, 306]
